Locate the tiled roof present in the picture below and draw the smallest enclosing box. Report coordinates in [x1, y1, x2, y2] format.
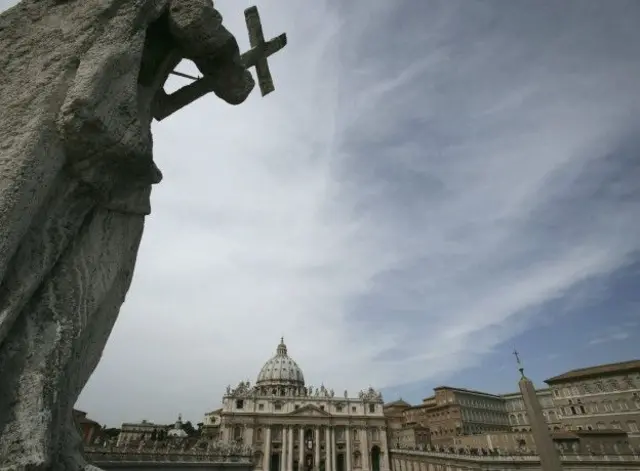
[405, 402, 435, 410]
[384, 399, 411, 408]
[433, 385, 502, 399]
[499, 388, 551, 398]
[544, 360, 640, 384]
[77, 416, 100, 426]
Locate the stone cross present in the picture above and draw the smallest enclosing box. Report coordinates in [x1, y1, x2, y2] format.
[242, 6, 287, 96]
[169, 6, 287, 97]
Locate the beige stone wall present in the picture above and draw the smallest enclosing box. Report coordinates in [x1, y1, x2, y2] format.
[394, 425, 429, 449]
[389, 449, 640, 471]
[546, 372, 640, 442]
[116, 422, 167, 446]
[502, 389, 562, 432]
[453, 431, 535, 453]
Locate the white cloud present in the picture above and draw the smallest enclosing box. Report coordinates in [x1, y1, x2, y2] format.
[2, 0, 640, 426]
[588, 332, 630, 346]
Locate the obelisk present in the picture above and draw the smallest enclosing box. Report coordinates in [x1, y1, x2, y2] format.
[514, 350, 563, 471]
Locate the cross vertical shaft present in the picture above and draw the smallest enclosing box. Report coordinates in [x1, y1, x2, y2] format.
[243, 6, 287, 96]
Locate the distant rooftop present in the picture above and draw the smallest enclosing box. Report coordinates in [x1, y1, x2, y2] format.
[383, 399, 411, 408]
[545, 359, 640, 384]
[433, 385, 503, 399]
[500, 388, 551, 398]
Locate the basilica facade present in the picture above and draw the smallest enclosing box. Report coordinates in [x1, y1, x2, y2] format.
[203, 338, 390, 471]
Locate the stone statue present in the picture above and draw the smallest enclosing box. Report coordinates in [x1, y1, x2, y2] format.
[344, 390, 348, 398]
[0, 1, 286, 470]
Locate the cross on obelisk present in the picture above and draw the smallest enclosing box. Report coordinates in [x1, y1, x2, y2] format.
[513, 349, 526, 378]
[513, 349, 521, 365]
[168, 6, 287, 97]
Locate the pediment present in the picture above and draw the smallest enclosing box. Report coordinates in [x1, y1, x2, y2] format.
[287, 405, 331, 417]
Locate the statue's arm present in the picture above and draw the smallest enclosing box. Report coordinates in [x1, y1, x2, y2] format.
[167, 0, 238, 67]
[166, 0, 254, 104]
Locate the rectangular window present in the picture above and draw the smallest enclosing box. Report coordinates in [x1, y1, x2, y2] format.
[352, 406, 357, 413]
[236, 400, 244, 409]
[369, 404, 375, 413]
[275, 403, 282, 411]
[336, 406, 343, 412]
[258, 404, 264, 410]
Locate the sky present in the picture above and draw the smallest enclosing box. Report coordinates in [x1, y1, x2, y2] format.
[1, 0, 640, 427]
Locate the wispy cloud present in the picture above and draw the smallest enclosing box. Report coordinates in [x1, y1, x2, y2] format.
[589, 332, 630, 346]
[2, 0, 639, 425]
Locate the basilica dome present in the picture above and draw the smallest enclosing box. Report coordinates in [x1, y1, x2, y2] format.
[256, 338, 305, 388]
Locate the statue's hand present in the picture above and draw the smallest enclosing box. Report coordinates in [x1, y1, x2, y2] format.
[204, 62, 255, 105]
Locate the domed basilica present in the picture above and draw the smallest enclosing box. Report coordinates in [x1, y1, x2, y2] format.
[203, 338, 389, 471]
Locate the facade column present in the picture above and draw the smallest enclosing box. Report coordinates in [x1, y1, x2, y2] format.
[379, 427, 390, 471]
[346, 426, 352, 471]
[288, 426, 294, 471]
[264, 427, 272, 471]
[298, 428, 304, 471]
[244, 425, 255, 448]
[331, 428, 337, 471]
[315, 427, 321, 471]
[281, 427, 288, 471]
[325, 427, 332, 471]
[360, 427, 369, 471]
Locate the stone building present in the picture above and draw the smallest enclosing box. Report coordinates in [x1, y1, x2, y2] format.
[453, 430, 535, 453]
[452, 428, 634, 455]
[501, 388, 561, 432]
[383, 400, 412, 449]
[421, 387, 511, 446]
[203, 408, 223, 440]
[392, 424, 430, 451]
[116, 419, 168, 446]
[211, 338, 390, 471]
[543, 359, 640, 442]
[383, 401, 431, 450]
[73, 409, 104, 446]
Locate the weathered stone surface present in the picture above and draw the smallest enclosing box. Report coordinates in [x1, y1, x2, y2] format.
[0, 1, 255, 470]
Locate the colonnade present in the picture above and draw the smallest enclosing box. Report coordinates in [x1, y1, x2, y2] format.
[259, 425, 379, 471]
